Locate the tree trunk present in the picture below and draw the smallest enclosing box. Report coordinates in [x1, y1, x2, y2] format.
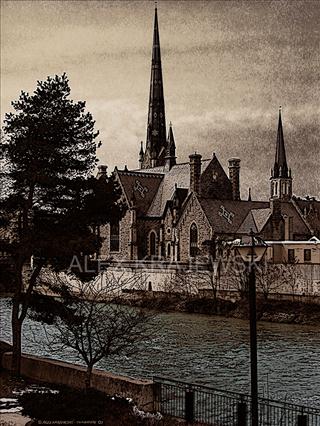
[85, 364, 93, 391]
[11, 259, 42, 375]
[11, 296, 22, 375]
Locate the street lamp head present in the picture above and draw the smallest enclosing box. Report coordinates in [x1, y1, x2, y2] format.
[235, 229, 268, 264]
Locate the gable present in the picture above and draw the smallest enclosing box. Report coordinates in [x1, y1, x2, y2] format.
[200, 155, 233, 199]
[292, 198, 320, 237]
[176, 192, 212, 233]
[281, 201, 312, 238]
[115, 170, 163, 217]
[238, 208, 272, 234]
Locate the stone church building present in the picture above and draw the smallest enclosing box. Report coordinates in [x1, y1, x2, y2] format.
[98, 7, 320, 263]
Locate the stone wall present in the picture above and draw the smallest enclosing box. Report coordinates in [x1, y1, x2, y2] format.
[1, 351, 154, 411]
[102, 261, 320, 298]
[137, 218, 161, 259]
[177, 194, 212, 261]
[100, 210, 132, 261]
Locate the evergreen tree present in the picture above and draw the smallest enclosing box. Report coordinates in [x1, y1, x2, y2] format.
[0, 73, 124, 373]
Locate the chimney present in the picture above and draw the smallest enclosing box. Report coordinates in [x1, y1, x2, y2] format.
[228, 158, 241, 201]
[97, 165, 107, 179]
[189, 153, 202, 194]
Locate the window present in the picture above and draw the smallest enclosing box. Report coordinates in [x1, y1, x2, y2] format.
[304, 249, 311, 262]
[149, 231, 157, 257]
[190, 223, 198, 257]
[110, 222, 120, 252]
[288, 249, 295, 264]
[167, 242, 171, 258]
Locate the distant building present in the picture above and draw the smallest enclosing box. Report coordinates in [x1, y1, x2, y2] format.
[266, 237, 320, 265]
[98, 7, 320, 263]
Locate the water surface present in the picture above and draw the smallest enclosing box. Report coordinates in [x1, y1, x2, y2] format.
[1, 299, 319, 407]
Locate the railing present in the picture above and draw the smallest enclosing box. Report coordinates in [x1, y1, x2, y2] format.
[153, 377, 320, 425]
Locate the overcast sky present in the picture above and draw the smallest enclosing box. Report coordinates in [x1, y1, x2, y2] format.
[1, 0, 319, 199]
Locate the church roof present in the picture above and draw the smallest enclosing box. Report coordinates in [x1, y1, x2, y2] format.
[146, 159, 212, 216]
[115, 169, 163, 217]
[237, 208, 271, 234]
[281, 201, 312, 236]
[199, 199, 270, 234]
[293, 197, 320, 236]
[229, 201, 310, 236]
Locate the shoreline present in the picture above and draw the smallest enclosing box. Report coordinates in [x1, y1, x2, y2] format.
[116, 292, 320, 326]
[2, 292, 320, 326]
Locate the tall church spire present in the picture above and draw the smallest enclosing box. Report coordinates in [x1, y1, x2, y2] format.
[141, 6, 167, 169]
[273, 107, 289, 178]
[270, 107, 292, 200]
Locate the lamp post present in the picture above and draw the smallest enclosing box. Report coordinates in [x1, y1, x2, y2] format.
[236, 229, 268, 426]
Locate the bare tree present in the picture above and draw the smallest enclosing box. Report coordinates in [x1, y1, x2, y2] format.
[173, 268, 198, 296]
[282, 261, 303, 301]
[256, 262, 285, 301]
[29, 271, 157, 390]
[193, 256, 220, 306]
[255, 259, 303, 301]
[222, 253, 249, 300]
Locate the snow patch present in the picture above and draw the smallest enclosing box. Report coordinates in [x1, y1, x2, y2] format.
[0, 406, 23, 414]
[133, 405, 163, 421]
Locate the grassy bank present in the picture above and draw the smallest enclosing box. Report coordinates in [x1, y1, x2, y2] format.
[119, 292, 320, 326]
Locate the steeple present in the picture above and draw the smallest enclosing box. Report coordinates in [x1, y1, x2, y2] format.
[140, 5, 167, 169]
[164, 121, 176, 169]
[270, 107, 292, 201]
[273, 107, 289, 178]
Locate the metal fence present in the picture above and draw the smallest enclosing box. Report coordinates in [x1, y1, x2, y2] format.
[153, 377, 320, 425]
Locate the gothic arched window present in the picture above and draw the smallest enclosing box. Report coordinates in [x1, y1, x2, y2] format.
[190, 223, 198, 257]
[110, 222, 120, 252]
[167, 242, 171, 258]
[149, 231, 157, 257]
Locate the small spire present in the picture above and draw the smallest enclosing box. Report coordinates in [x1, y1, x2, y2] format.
[164, 121, 176, 169]
[139, 141, 144, 155]
[167, 122, 175, 147]
[248, 187, 252, 202]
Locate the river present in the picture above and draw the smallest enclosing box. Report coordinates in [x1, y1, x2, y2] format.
[0, 298, 319, 408]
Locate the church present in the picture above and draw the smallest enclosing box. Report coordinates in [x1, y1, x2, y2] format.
[98, 7, 320, 263]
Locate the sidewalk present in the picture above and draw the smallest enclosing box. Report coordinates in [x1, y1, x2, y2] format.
[0, 413, 31, 426]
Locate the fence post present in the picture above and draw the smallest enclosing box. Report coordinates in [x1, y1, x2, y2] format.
[153, 381, 161, 413]
[185, 387, 194, 423]
[237, 401, 247, 426]
[297, 414, 307, 426]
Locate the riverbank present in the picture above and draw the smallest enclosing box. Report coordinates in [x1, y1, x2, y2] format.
[118, 292, 320, 326]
